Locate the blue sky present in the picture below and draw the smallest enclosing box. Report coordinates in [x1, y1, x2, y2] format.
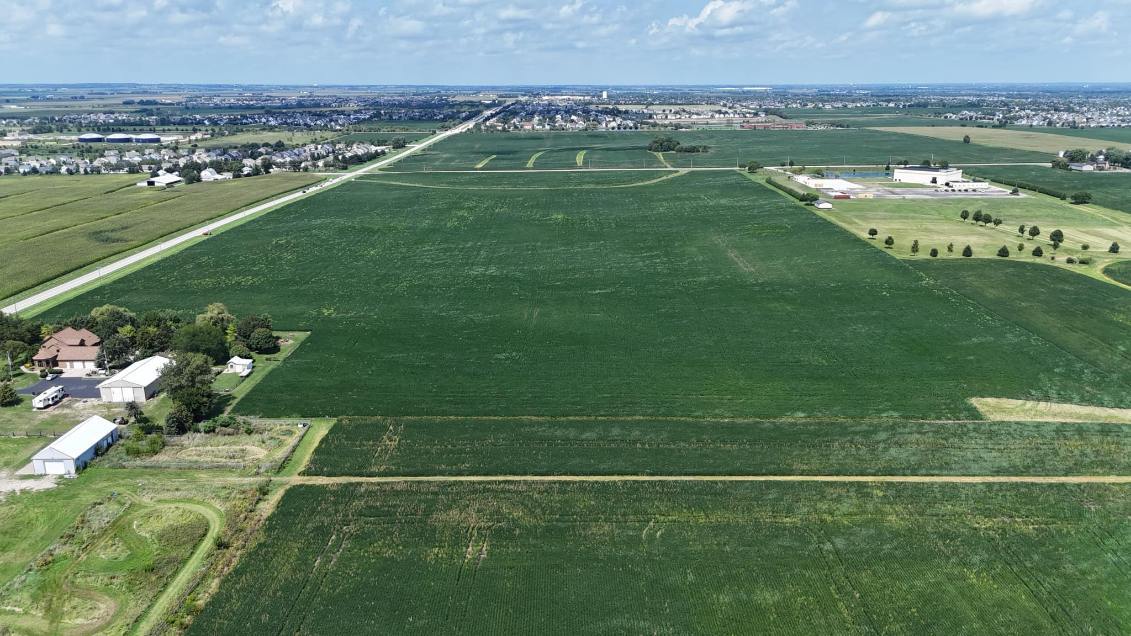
[2, 0, 1129, 85]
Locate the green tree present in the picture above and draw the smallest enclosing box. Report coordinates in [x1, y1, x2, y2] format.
[1111, 242, 1121, 254]
[1050, 157, 1070, 170]
[868, 228, 878, 239]
[1028, 225, 1041, 240]
[164, 403, 193, 435]
[89, 304, 137, 341]
[960, 209, 970, 222]
[929, 248, 939, 257]
[972, 210, 983, 224]
[247, 328, 278, 353]
[963, 135, 971, 144]
[196, 303, 235, 332]
[0, 382, 18, 407]
[1065, 149, 1089, 163]
[172, 324, 228, 364]
[97, 333, 133, 369]
[160, 352, 216, 421]
[1070, 191, 1093, 205]
[1032, 246, 1044, 257]
[947, 243, 954, 253]
[992, 217, 1002, 227]
[884, 236, 895, 248]
[1049, 229, 1065, 244]
[745, 161, 763, 173]
[962, 245, 973, 257]
[1018, 224, 1026, 236]
[911, 240, 920, 255]
[997, 245, 1010, 258]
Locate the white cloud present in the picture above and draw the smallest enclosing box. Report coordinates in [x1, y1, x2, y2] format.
[952, 0, 1039, 19]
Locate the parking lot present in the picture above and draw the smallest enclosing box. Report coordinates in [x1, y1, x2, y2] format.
[17, 377, 102, 400]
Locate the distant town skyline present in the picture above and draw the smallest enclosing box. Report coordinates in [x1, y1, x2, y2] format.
[3, 0, 1128, 85]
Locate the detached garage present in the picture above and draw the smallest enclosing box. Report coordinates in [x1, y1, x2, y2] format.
[32, 415, 120, 476]
[98, 355, 171, 403]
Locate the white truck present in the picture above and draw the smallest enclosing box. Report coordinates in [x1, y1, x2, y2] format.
[32, 385, 65, 410]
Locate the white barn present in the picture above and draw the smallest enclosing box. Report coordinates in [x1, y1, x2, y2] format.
[892, 166, 964, 186]
[31, 415, 120, 475]
[98, 355, 171, 403]
[225, 356, 254, 375]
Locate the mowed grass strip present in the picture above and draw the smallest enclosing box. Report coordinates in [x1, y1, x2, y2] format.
[0, 172, 323, 299]
[45, 171, 1131, 419]
[188, 481, 1131, 635]
[304, 417, 1131, 477]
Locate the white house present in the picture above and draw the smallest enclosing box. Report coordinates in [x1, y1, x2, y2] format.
[31, 415, 120, 476]
[892, 166, 964, 186]
[225, 356, 254, 376]
[200, 168, 233, 182]
[97, 355, 171, 403]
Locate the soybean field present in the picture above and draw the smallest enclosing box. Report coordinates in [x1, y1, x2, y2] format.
[188, 481, 1131, 635]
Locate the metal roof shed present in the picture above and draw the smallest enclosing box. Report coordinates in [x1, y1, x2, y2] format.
[31, 415, 120, 475]
[98, 355, 171, 403]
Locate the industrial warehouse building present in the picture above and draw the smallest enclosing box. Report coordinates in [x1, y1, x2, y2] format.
[31, 415, 120, 476]
[97, 355, 171, 403]
[892, 166, 964, 186]
[77, 133, 105, 143]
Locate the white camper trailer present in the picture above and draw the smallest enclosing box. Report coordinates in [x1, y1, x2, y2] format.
[32, 386, 66, 410]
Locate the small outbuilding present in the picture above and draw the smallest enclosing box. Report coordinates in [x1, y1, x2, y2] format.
[813, 199, 833, 210]
[31, 415, 120, 476]
[97, 355, 171, 403]
[137, 173, 183, 188]
[225, 356, 254, 376]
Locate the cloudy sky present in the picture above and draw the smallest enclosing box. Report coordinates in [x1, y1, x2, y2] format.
[2, 0, 1128, 84]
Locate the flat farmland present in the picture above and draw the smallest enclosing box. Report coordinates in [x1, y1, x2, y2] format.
[188, 481, 1131, 635]
[968, 166, 1131, 217]
[390, 129, 1049, 171]
[873, 126, 1130, 154]
[304, 417, 1131, 477]
[913, 260, 1131, 390]
[1010, 126, 1131, 145]
[0, 172, 323, 300]
[44, 170, 1131, 418]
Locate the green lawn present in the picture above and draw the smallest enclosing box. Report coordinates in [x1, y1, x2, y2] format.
[814, 189, 1131, 278]
[0, 172, 324, 300]
[1106, 260, 1131, 285]
[44, 171, 1131, 419]
[967, 166, 1131, 217]
[188, 481, 1131, 635]
[389, 129, 1049, 171]
[305, 417, 1131, 477]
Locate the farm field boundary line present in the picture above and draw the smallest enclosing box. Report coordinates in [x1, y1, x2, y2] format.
[282, 474, 1131, 484]
[355, 171, 688, 190]
[263, 413, 1131, 425]
[2, 107, 503, 316]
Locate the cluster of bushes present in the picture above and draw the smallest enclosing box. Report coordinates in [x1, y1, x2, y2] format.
[646, 137, 709, 153]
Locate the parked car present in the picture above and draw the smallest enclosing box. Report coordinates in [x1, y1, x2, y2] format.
[44, 373, 58, 381]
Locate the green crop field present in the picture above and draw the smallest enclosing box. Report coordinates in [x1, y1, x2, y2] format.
[968, 166, 1131, 217]
[0, 172, 323, 300]
[873, 126, 1129, 154]
[1106, 260, 1131, 285]
[45, 171, 1131, 419]
[389, 129, 1049, 171]
[304, 416, 1131, 477]
[913, 260, 1131, 389]
[188, 481, 1131, 635]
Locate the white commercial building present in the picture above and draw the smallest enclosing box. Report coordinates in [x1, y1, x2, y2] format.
[97, 355, 171, 403]
[892, 166, 964, 186]
[137, 173, 184, 188]
[31, 415, 120, 475]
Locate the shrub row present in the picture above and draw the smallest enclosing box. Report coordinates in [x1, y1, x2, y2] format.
[968, 173, 1068, 200]
[765, 177, 816, 202]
